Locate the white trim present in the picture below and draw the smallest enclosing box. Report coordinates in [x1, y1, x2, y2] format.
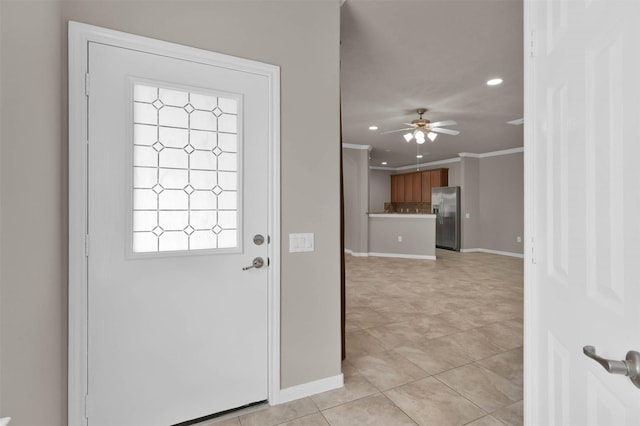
[370, 148, 523, 171]
[342, 143, 372, 150]
[68, 22, 281, 425]
[458, 147, 524, 159]
[420, 157, 462, 166]
[0, 3, 4, 401]
[368, 213, 435, 219]
[277, 374, 344, 404]
[460, 248, 525, 258]
[68, 23, 89, 426]
[523, 2, 537, 424]
[344, 248, 369, 257]
[368, 252, 436, 260]
[458, 152, 481, 158]
[393, 157, 461, 172]
[267, 40, 282, 411]
[507, 118, 525, 125]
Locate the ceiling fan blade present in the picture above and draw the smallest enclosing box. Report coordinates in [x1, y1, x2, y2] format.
[430, 127, 460, 135]
[429, 120, 457, 128]
[402, 123, 415, 126]
[380, 127, 413, 135]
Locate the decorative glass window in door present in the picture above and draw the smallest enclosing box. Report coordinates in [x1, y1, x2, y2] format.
[132, 84, 239, 252]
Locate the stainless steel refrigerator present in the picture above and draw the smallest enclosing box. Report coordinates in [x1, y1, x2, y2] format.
[431, 186, 461, 251]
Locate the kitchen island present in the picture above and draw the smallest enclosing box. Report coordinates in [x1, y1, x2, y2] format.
[368, 213, 437, 260]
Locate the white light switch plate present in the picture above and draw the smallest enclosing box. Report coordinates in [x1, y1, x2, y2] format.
[289, 233, 314, 252]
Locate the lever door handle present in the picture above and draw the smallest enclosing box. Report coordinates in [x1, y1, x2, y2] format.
[583, 345, 640, 389]
[242, 257, 264, 271]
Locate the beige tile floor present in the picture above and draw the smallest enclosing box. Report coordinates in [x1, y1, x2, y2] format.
[201, 249, 524, 426]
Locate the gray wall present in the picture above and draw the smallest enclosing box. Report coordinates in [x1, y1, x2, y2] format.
[368, 162, 460, 212]
[447, 162, 461, 187]
[0, 2, 341, 425]
[368, 217, 436, 258]
[420, 161, 461, 187]
[459, 153, 524, 254]
[479, 152, 524, 254]
[342, 148, 369, 254]
[460, 156, 481, 250]
[365, 155, 522, 255]
[368, 168, 392, 212]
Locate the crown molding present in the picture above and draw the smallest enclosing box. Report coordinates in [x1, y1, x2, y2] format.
[368, 147, 523, 171]
[395, 157, 461, 171]
[459, 147, 524, 159]
[342, 143, 372, 151]
[370, 156, 461, 172]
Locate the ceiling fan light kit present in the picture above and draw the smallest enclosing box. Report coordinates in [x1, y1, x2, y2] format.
[385, 108, 459, 144]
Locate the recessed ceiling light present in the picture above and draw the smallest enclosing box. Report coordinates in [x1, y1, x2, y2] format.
[381, 161, 388, 165]
[416, 154, 423, 159]
[486, 78, 503, 86]
[368, 125, 378, 131]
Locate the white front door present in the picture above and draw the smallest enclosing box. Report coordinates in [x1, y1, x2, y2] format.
[86, 41, 270, 425]
[526, 1, 640, 424]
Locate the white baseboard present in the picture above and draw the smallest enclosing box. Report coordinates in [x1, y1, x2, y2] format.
[344, 249, 368, 257]
[368, 252, 436, 260]
[460, 248, 524, 258]
[347, 247, 521, 260]
[276, 373, 344, 404]
[345, 249, 436, 260]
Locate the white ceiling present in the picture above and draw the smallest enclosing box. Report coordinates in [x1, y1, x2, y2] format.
[340, 0, 524, 167]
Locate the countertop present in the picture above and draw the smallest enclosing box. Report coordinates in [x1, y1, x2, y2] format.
[368, 213, 436, 218]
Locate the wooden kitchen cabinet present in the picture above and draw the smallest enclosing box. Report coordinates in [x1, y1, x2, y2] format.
[410, 173, 422, 202]
[392, 174, 405, 202]
[391, 174, 401, 202]
[430, 168, 448, 188]
[391, 168, 448, 204]
[421, 171, 432, 202]
[404, 174, 413, 201]
[404, 172, 422, 202]
[390, 175, 397, 202]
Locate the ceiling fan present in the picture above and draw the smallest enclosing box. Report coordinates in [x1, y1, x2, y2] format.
[382, 108, 460, 144]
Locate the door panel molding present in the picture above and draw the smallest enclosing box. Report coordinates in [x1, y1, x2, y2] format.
[68, 22, 281, 426]
[525, 1, 640, 424]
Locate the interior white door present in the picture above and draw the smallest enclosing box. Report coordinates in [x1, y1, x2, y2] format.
[87, 41, 269, 426]
[526, 1, 640, 424]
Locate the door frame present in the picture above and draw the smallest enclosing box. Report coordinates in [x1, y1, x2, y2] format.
[523, 1, 537, 424]
[68, 22, 281, 426]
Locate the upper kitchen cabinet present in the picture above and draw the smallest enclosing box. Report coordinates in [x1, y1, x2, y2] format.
[429, 168, 448, 189]
[421, 171, 432, 202]
[411, 173, 422, 202]
[391, 168, 448, 204]
[404, 172, 422, 202]
[391, 174, 405, 203]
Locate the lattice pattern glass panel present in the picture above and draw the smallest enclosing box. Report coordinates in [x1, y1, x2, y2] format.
[132, 84, 239, 253]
